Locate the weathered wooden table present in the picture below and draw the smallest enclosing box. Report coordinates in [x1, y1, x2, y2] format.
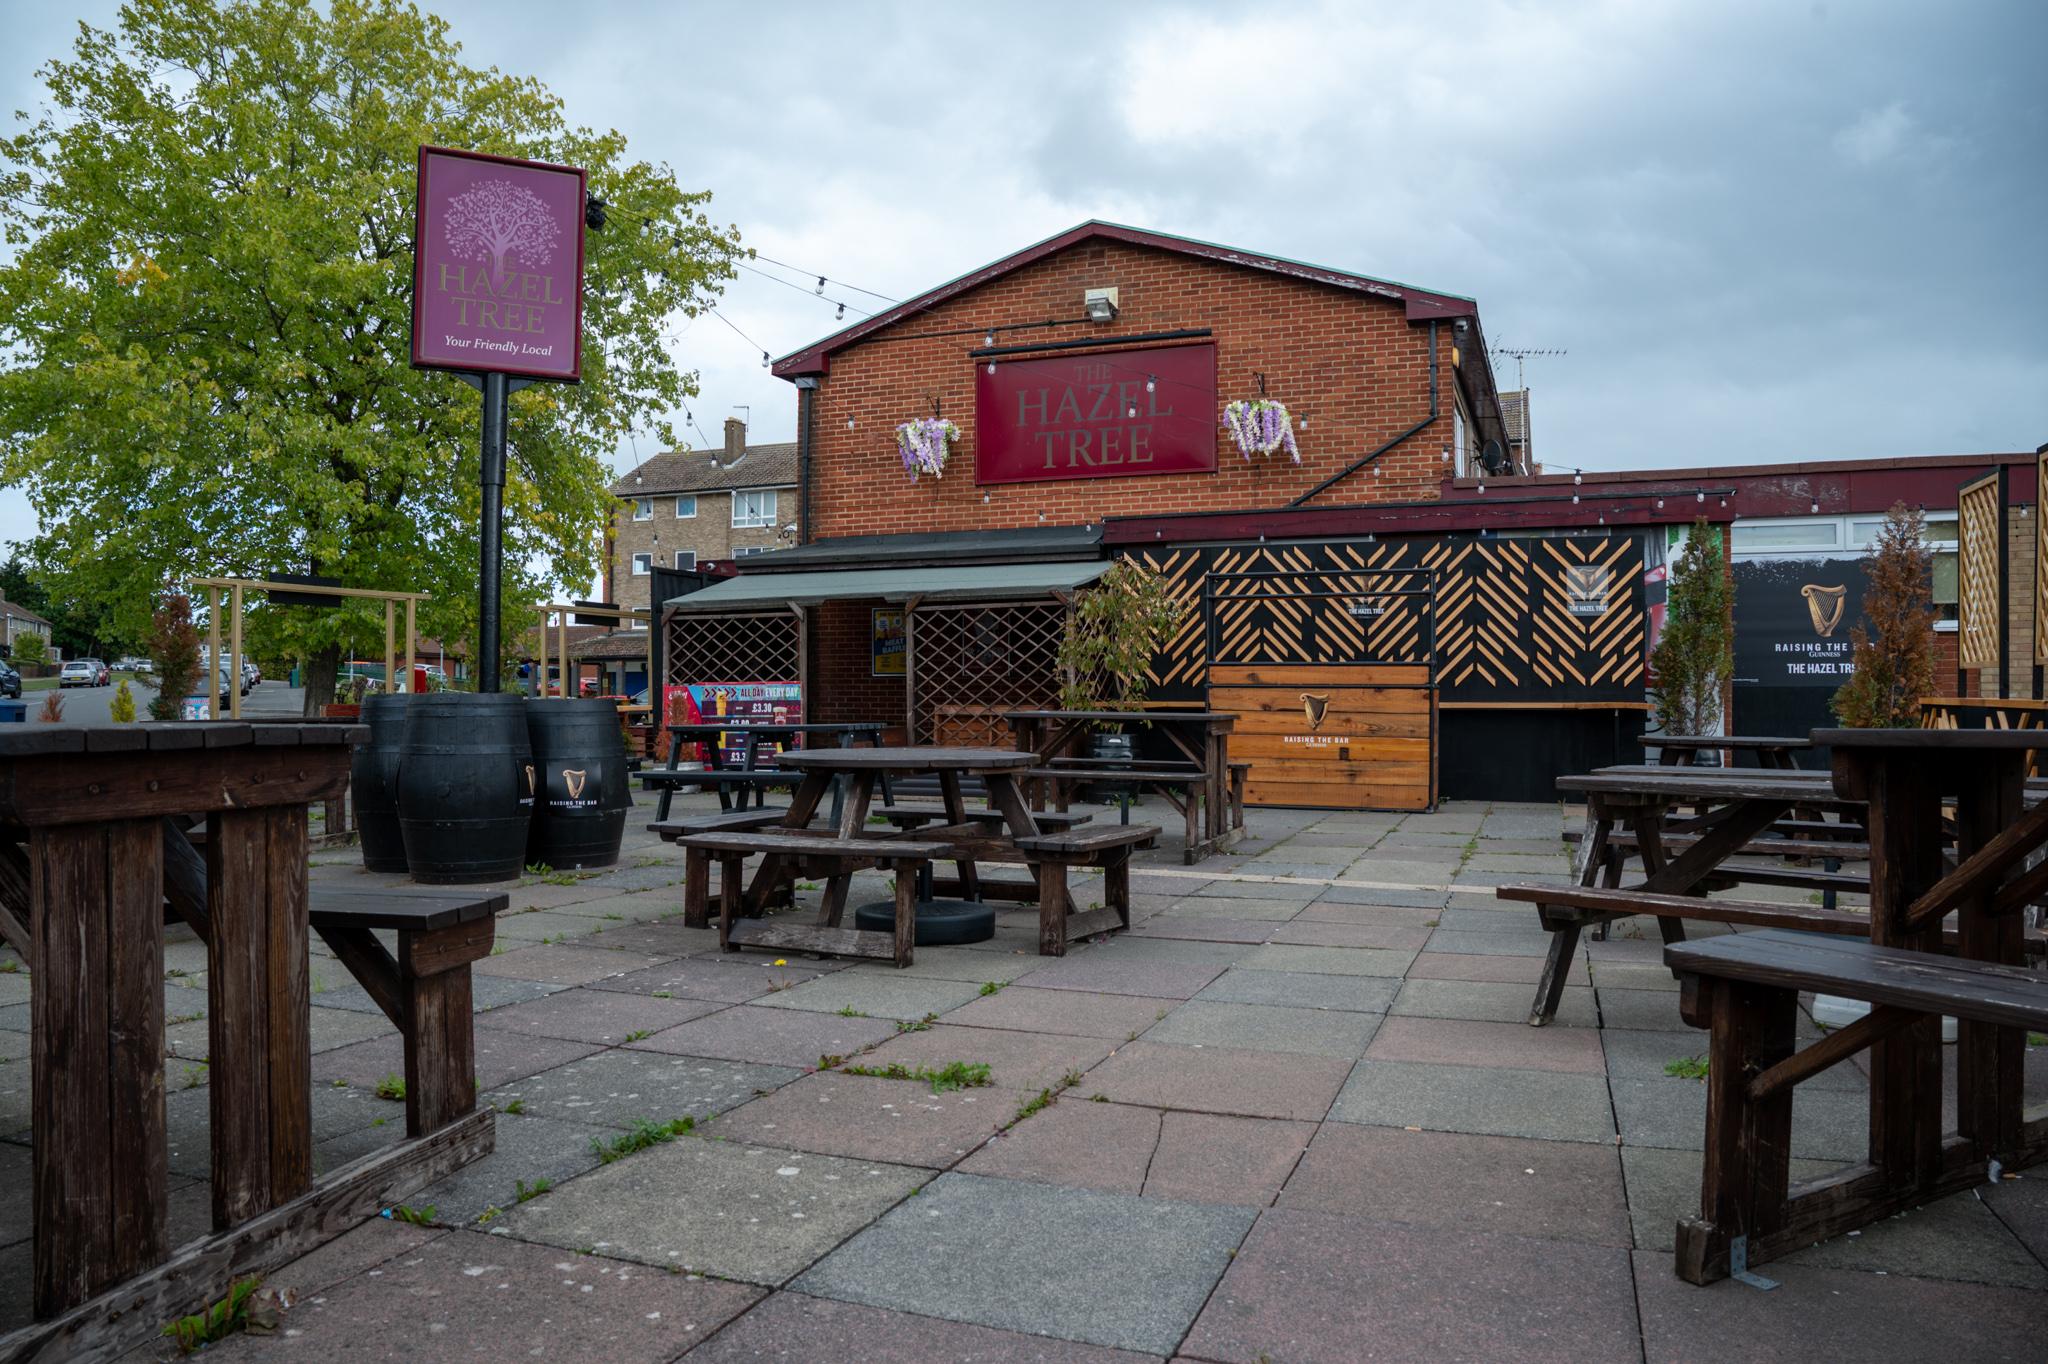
[1644, 734, 1812, 769]
[647, 721, 890, 818]
[1003, 709, 1242, 861]
[0, 724, 493, 1360]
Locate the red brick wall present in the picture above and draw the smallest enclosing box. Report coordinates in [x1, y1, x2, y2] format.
[809, 600, 905, 727]
[805, 240, 1460, 539]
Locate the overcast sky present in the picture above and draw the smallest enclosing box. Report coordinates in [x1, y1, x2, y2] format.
[4, 0, 2044, 554]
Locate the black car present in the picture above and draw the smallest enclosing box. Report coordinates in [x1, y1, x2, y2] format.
[0, 660, 17, 700]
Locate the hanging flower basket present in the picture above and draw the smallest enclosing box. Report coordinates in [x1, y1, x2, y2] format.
[1222, 398, 1300, 464]
[896, 417, 960, 481]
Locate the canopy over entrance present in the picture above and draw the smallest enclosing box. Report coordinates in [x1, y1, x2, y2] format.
[665, 560, 1109, 612]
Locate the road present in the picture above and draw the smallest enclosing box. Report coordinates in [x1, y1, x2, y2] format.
[29, 680, 309, 725]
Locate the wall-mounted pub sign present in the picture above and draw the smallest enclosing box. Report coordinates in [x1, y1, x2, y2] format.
[975, 341, 1217, 485]
[411, 146, 586, 382]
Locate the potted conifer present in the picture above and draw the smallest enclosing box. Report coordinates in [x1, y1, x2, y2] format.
[1649, 519, 1734, 756]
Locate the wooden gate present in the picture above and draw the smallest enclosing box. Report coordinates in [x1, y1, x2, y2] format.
[1205, 569, 1438, 810]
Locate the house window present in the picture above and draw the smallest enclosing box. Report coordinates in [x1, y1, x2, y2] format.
[630, 553, 652, 575]
[735, 546, 777, 557]
[632, 497, 653, 521]
[673, 550, 697, 570]
[675, 495, 697, 518]
[732, 489, 778, 528]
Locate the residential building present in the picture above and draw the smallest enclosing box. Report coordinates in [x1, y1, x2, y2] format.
[606, 418, 798, 612]
[0, 597, 53, 656]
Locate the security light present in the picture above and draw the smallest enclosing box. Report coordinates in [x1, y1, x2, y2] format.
[1083, 288, 1119, 323]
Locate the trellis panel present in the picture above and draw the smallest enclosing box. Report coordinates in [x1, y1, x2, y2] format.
[1957, 472, 2002, 670]
[907, 600, 1067, 745]
[665, 610, 801, 689]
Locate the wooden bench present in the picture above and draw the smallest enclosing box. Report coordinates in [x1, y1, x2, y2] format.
[1012, 824, 1159, 955]
[307, 888, 506, 1138]
[640, 766, 791, 816]
[674, 830, 945, 967]
[1025, 764, 1205, 854]
[873, 805, 1092, 832]
[649, 808, 797, 926]
[1664, 929, 2048, 1286]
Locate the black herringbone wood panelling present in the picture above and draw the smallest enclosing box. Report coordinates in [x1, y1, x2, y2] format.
[1132, 533, 1646, 705]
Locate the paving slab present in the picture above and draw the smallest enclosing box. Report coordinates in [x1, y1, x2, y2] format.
[687, 1290, 1160, 1364]
[1982, 1170, 2048, 1264]
[492, 908, 610, 943]
[474, 943, 668, 986]
[1281, 1123, 1630, 1246]
[1365, 1014, 1606, 1075]
[571, 918, 720, 957]
[1082, 1041, 1350, 1121]
[590, 957, 842, 1004]
[1339, 860, 1458, 887]
[1082, 937, 1255, 968]
[1127, 916, 1278, 944]
[478, 987, 726, 1045]
[1404, 952, 1548, 984]
[841, 950, 1051, 984]
[1147, 896, 1303, 922]
[261, 1218, 442, 1300]
[1190, 969, 1397, 1014]
[1609, 1076, 1870, 1160]
[313, 1026, 600, 1094]
[631, 1004, 900, 1068]
[313, 973, 566, 1017]
[856, 1024, 1114, 1093]
[1021, 955, 1226, 1000]
[958, 1099, 1159, 1195]
[1142, 999, 1381, 1059]
[1330, 1060, 1616, 1143]
[500, 1137, 923, 1284]
[707, 1070, 1024, 1167]
[223, 1226, 760, 1360]
[1264, 919, 1432, 951]
[1587, 960, 1683, 992]
[1630, 1248, 2047, 1363]
[752, 973, 988, 1022]
[1144, 1112, 1315, 1208]
[164, 1082, 393, 1180]
[1183, 1206, 1641, 1364]
[1390, 977, 1597, 1027]
[484, 1049, 800, 1127]
[1595, 987, 1690, 1030]
[1602, 1026, 1862, 1091]
[943, 986, 1172, 1040]
[1174, 881, 1318, 906]
[1236, 944, 1416, 978]
[1309, 886, 1448, 909]
[794, 1171, 1254, 1356]
[1420, 928, 1553, 957]
[407, 1111, 609, 1226]
[1618, 1144, 1853, 1254]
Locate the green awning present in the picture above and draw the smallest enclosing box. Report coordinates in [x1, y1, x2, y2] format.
[667, 560, 1108, 611]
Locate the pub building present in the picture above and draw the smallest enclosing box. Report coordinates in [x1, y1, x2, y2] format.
[661, 221, 2037, 807]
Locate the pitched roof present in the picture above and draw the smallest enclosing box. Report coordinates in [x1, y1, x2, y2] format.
[611, 443, 798, 498]
[0, 597, 51, 627]
[771, 220, 1481, 378]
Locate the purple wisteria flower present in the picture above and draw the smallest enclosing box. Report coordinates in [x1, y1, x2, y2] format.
[895, 417, 960, 480]
[1222, 399, 1301, 463]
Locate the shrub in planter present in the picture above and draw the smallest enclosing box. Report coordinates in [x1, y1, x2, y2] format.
[1831, 502, 1938, 728]
[1650, 520, 1733, 737]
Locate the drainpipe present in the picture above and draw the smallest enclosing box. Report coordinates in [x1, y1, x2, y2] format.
[795, 376, 819, 545]
[1289, 319, 1439, 508]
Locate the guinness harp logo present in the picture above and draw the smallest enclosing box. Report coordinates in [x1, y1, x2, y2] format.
[562, 768, 588, 800]
[1801, 583, 1847, 638]
[523, 764, 536, 795]
[1564, 564, 1610, 617]
[1301, 693, 1332, 732]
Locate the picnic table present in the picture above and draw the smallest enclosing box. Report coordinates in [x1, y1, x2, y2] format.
[645, 721, 890, 820]
[0, 724, 492, 1359]
[680, 746, 1156, 964]
[1644, 734, 1810, 769]
[1002, 709, 1244, 862]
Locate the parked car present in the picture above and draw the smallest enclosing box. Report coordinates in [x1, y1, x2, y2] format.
[59, 659, 102, 688]
[0, 660, 18, 700]
[112, 655, 150, 673]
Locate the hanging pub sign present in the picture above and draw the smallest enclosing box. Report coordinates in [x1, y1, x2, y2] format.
[975, 341, 1217, 485]
[1731, 558, 1870, 686]
[411, 146, 586, 382]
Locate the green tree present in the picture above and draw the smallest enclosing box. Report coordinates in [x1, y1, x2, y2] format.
[1651, 520, 1734, 736]
[1831, 502, 1938, 727]
[10, 632, 48, 668]
[0, 0, 741, 711]
[109, 677, 138, 723]
[1058, 559, 1186, 712]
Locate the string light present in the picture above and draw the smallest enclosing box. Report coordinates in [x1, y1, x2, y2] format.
[835, 302, 845, 320]
[1573, 469, 1582, 485]
[1145, 375, 1156, 393]
[1696, 491, 1705, 503]
[760, 351, 769, 369]
[846, 416, 856, 430]
[986, 359, 996, 375]
[1810, 500, 1820, 514]
[814, 276, 825, 295]
[986, 331, 996, 347]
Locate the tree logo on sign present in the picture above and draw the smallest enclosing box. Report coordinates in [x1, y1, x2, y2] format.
[443, 178, 560, 281]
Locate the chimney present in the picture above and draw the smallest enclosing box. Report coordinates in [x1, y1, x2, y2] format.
[723, 416, 746, 467]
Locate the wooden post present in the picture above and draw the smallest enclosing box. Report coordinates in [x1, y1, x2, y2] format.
[1955, 753, 2028, 1157]
[383, 598, 395, 697]
[535, 611, 547, 700]
[557, 612, 568, 699]
[405, 596, 417, 694]
[206, 586, 221, 720]
[229, 584, 244, 720]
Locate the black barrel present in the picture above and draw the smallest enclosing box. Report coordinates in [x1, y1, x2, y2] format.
[352, 693, 410, 873]
[396, 693, 534, 884]
[525, 698, 631, 870]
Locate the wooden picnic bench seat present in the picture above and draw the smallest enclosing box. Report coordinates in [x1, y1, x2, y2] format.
[1564, 827, 1871, 862]
[649, 808, 799, 925]
[675, 830, 947, 966]
[1010, 823, 1160, 955]
[1024, 765, 1206, 850]
[306, 887, 506, 1138]
[1664, 929, 2048, 1285]
[874, 804, 1092, 831]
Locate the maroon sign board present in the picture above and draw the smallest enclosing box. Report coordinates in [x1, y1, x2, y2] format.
[411, 146, 586, 382]
[975, 341, 1217, 485]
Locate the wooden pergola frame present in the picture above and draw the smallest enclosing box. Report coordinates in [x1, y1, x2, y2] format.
[534, 601, 653, 702]
[191, 578, 430, 720]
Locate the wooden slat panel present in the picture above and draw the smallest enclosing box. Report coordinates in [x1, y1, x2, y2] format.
[1957, 471, 2001, 669]
[1210, 663, 1430, 688]
[106, 819, 168, 1284]
[1228, 737, 1431, 768]
[1244, 778, 1436, 807]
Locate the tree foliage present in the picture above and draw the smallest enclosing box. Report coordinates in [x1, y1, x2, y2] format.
[109, 677, 138, 722]
[1058, 560, 1186, 712]
[146, 592, 201, 719]
[10, 632, 47, 668]
[1651, 520, 1734, 736]
[0, 0, 741, 690]
[1831, 502, 1937, 728]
